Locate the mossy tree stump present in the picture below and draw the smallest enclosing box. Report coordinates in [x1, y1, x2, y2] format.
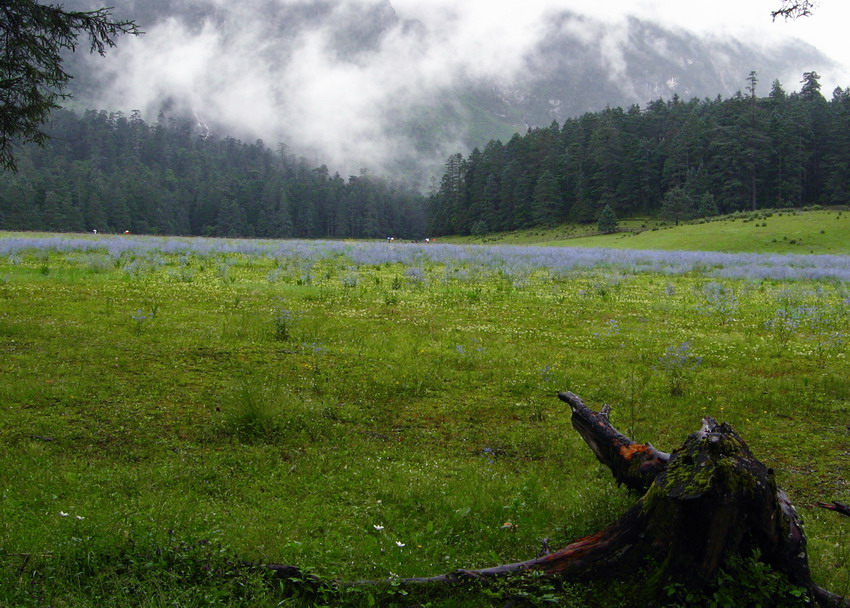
[268, 391, 849, 606]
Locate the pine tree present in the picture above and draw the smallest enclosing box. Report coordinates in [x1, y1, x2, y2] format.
[742, 71, 770, 210]
[597, 204, 618, 233]
[588, 110, 624, 210]
[41, 190, 68, 231]
[0, 3, 139, 170]
[512, 173, 534, 229]
[696, 193, 718, 218]
[823, 87, 850, 204]
[532, 170, 561, 226]
[215, 198, 247, 237]
[660, 186, 694, 225]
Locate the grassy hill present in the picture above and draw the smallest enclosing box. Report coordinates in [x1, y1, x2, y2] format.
[446, 208, 850, 255]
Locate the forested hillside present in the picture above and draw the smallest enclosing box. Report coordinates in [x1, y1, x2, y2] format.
[60, 0, 830, 182]
[428, 72, 850, 236]
[0, 110, 426, 239]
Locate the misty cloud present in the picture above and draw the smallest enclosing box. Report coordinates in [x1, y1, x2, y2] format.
[69, 0, 842, 184]
[84, 0, 547, 179]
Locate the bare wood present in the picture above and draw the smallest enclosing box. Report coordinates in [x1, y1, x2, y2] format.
[818, 501, 850, 518]
[558, 391, 669, 492]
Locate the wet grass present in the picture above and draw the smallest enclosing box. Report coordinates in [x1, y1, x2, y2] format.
[559, 208, 850, 254]
[447, 207, 850, 255]
[0, 235, 848, 606]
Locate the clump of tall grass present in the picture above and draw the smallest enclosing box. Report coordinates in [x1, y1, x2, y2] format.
[130, 309, 154, 335]
[221, 383, 282, 442]
[656, 342, 702, 397]
[273, 308, 299, 342]
[699, 281, 738, 322]
[82, 253, 114, 273]
[218, 382, 336, 445]
[404, 266, 426, 286]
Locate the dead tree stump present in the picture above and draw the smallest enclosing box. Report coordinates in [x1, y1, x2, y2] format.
[266, 391, 849, 606]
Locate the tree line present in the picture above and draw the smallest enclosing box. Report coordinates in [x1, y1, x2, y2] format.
[0, 109, 426, 239]
[427, 71, 850, 235]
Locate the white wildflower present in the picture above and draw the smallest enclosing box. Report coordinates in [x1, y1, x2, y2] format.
[373, 524, 384, 531]
[395, 541, 405, 547]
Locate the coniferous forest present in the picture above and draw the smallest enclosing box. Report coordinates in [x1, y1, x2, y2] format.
[0, 109, 426, 239]
[2, 72, 850, 240]
[427, 72, 850, 235]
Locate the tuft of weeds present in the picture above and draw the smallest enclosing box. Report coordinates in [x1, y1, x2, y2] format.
[656, 342, 702, 397]
[217, 381, 336, 446]
[272, 308, 300, 342]
[660, 551, 810, 608]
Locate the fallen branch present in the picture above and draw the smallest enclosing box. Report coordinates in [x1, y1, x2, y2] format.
[818, 501, 850, 518]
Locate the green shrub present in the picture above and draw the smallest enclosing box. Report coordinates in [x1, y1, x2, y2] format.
[662, 551, 810, 608]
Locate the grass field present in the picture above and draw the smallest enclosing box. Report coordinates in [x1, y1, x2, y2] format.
[1, 233, 848, 606]
[447, 208, 850, 255]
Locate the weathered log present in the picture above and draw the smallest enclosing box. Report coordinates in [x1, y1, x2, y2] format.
[558, 391, 669, 492]
[264, 392, 849, 606]
[818, 501, 850, 518]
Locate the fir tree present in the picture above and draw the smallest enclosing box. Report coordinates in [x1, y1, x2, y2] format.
[597, 204, 618, 233]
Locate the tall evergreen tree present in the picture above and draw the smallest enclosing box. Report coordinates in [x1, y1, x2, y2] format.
[742, 71, 771, 210]
[660, 185, 695, 225]
[823, 87, 850, 204]
[0, 3, 139, 170]
[597, 204, 618, 233]
[532, 170, 561, 226]
[588, 110, 624, 212]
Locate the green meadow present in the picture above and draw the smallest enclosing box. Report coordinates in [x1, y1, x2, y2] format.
[0, 233, 848, 606]
[449, 208, 850, 255]
[555, 208, 850, 254]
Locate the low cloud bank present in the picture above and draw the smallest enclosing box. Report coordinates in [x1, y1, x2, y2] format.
[68, 0, 843, 184]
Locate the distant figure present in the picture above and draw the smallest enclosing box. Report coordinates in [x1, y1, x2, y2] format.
[92, 229, 97, 234]
[425, 238, 430, 244]
[123, 230, 130, 234]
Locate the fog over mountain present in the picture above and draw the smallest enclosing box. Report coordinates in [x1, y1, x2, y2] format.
[62, 0, 837, 185]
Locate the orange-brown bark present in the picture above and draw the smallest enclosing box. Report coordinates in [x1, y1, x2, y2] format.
[558, 391, 669, 492]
